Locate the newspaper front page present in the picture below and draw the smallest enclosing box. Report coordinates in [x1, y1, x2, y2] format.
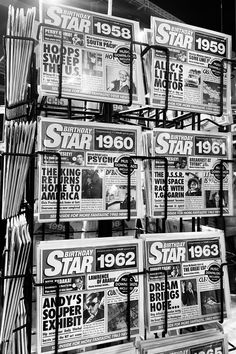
[37, 117, 142, 222]
[38, 1, 145, 105]
[145, 128, 233, 218]
[142, 232, 230, 333]
[36, 237, 143, 353]
[150, 17, 232, 117]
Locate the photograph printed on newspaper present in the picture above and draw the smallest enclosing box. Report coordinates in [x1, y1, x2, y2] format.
[144, 128, 233, 218]
[36, 117, 142, 222]
[141, 232, 230, 333]
[38, 0, 145, 105]
[36, 237, 143, 353]
[149, 17, 232, 118]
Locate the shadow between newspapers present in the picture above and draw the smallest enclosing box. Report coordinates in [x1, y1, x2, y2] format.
[126, 155, 168, 230]
[0, 151, 62, 224]
[126, 269, 168, 340]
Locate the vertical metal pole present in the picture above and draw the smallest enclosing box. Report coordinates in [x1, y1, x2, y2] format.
[127, 275, 131, 341]
[58, 30, 64, 99]
[65, 222, 70, 239]
[164, 158, 168, 221]
[192, 114, 196, 232]
[192, 218, 195, 232]
[25, 154, 35, 354]
[0, 155, 4, 221]
[154, 109, 158, 127]
[107, 0, 113, 16]
[127, 158, 131, 221]
[68, 98, 72, 120]
[98, 103, 113, 237]
[219, 263, 228, 323]
[235, 0, 236, 45]
[219, 159, 226, 232]
[55, 283, 60, 354]
[128, 41, 134, 106]
[163, 269, 168, 337]
[56, 154, 61, 224]
[220, 0, 223, 32]
[220, 160, 224, 217]
[179, 218, 183, 232]
[42, 223, 45, 241]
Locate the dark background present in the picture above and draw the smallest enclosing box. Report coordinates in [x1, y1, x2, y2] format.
[150, 0, 235, 34]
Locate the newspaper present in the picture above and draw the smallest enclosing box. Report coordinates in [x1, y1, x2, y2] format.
[36, 237, 143, 353]
[139, 330, 228, 354]
[36, 117, 142, 222]
[38, 1, 145, 105]
[141, 231, 230, 333]
[0, 215, 31, 353]
[144, 128, 233, 218]
[2, 120, 36, 219]
[85, 342, 136, 354]
[149, 17, 232, 118]
[11, 295, 28, 354]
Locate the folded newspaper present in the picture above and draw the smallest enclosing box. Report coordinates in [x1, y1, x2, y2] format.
[0, 215, 31, 353]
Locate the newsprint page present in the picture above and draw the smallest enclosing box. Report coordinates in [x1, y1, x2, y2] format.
[36, 237, 143, 353]
[38, 0, 145, 105]
[36, 117, 142, 222]
[141, 231, 230, 333]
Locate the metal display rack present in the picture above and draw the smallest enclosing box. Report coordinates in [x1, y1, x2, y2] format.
[0, 13, 236, 354]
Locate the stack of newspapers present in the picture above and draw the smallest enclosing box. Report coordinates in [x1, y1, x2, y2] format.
[0, 215, 31, 354]
[139, 329, 228, 353]
[2, 120, 36, 219]
[85, 342, 136, 354]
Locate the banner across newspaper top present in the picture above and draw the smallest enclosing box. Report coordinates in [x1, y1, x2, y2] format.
[36, 117, 142, 222]
[144, 127, 233, 218]
[36, 237, 143, 353]
[150, 17, 232, 116]
[142, 232, 230, 333]
[38, 0, 145, 105]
